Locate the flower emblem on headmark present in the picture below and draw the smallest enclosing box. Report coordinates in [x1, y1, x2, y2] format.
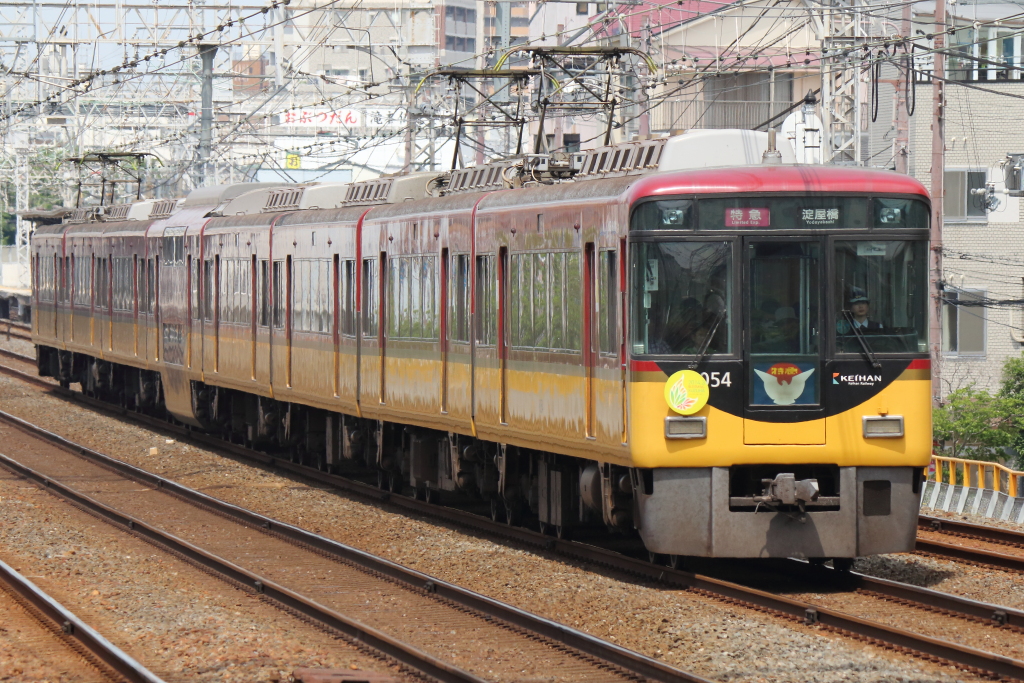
[663, 370, 710, 415]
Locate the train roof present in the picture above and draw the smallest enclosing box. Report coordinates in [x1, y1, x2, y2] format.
[627, 165, 932, 202]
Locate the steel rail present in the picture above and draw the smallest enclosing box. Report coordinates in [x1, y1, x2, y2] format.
[915, 538, 1024, 574]
[3, 358, 1024, 680]
[0, 346, 37, 364]
[779, 559, 1024, 631]
[0, 408, 713, 683]
[0, 556, 166, 683]
[0, 450, 489, 683]
[920, 515, 1024, 549]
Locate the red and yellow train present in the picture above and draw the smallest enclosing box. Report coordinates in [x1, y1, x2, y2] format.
[32, 132, 932, 561]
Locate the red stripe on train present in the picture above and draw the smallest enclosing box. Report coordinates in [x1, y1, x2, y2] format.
[907, 359, 931, 370]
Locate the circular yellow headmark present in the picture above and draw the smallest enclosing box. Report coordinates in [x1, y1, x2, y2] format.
[664, 370, 710, 415]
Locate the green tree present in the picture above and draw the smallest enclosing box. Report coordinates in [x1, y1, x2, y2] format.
[999, 355, 1024, 469]
[933, 385, 1018, 461]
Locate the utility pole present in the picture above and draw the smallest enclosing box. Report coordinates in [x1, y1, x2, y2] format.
[495, 0, 512, 156]
[14, 151, 30, 289]
[198, 44, 218, 187]
[893, 2, 912, 174]
[930, 0, 946, 404]
[820, 0, 862, 164]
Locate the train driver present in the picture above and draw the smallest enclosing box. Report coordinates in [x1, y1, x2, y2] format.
[837, 288, 883, 334]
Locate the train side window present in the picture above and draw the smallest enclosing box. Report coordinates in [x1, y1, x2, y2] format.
[95, 257, 109, 310]
[113, 257, 133, 312]
[221, 258, 252, 326]
[362, 258, 378, 338]
[407, 255, 419, 339]
[189, 256, 200, 320]
[272, 260, 285, 329]
[221, 259, 234, 324]
[339, 259, 355, 336]
[451, 254, 469, 343]
[565, 252, 582, 351]
[137, 258, 147, 313]
[509, 254, 523, 346]
[73, 255, 90, 307]
[599, 250, 618, 356]
[550, 252, 565, 349]
[258, 259, 270, 327]
[203, 259, 214, 322]
[291, 259, 332, 334]
[425, 256, 437, 339]
[148, 259, 156, 315]
[475, 255, 496, 345]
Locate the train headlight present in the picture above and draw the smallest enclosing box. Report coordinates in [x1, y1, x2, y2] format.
[665, 416, 706, 439]
[863, 415, 904, 438]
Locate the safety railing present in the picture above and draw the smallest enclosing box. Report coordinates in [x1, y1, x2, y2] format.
[929, 455, 1023, 498]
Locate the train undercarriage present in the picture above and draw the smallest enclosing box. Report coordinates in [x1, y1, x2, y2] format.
[36, 345, 920, 563]
[36, 345, 638, 542]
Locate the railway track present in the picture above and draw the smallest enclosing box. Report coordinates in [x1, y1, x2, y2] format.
[0, 406, 713, 683]
[0, 554, 164, 683]
[0, 320, 32, 342]
[916, 516, 1024, 573]
[1, 351, 1023, 680]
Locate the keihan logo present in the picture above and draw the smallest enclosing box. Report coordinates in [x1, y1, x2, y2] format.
[834, 373, 883, 386]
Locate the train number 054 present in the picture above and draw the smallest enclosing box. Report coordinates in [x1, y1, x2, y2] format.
[701, 371, 732, 388]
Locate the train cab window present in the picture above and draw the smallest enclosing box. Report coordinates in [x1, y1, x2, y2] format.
[748, 241, 820, 406]
[631, 241, 732, 356]
[631, 199, 694, 230]
[834, 240, 928, 354]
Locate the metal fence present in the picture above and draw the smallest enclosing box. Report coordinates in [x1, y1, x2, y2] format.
[930, 455, 1022, 498]
[652, 99, 795, 133]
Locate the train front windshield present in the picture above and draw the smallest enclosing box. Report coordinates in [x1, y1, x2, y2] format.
[631, 196, 929, 363]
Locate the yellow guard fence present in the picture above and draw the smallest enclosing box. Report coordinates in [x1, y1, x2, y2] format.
[929, 455, 1023, 499]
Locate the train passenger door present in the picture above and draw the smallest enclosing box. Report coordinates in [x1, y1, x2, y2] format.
[440, 249, 449, 412]
[255, 256, 271, 385]
[497, 246, 508, 424]
[743, 238, 825, 444]
[585, 245, 598, 438]
[593, 244, 625, 445]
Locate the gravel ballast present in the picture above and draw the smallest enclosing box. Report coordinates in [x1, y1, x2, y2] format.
[0, 467, 411, 683]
